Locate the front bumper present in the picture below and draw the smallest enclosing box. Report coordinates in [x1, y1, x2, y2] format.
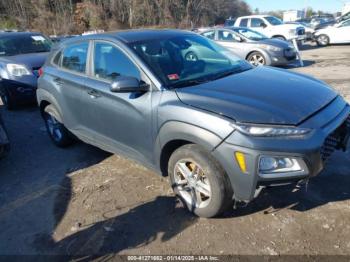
[212, 98, 350, 202]
[269, 49, 297, 66]
[0, 77, 37, 105]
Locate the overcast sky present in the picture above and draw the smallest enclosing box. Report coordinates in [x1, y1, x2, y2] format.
[245, 0, 346, 13]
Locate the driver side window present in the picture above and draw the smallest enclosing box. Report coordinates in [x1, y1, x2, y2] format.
[93, 42, 140, 82]
[340, 20, 350, 27]
[251, 18, 264, 28]
[218, 30, 237, 42]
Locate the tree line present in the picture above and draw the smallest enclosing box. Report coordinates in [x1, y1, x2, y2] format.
[0, 0, 251, 35]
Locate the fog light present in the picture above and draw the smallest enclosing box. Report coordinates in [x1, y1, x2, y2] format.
[259, 156, 302, 173]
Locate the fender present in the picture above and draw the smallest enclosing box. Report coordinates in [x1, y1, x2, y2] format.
[246, 49, 272, 65]
[37, 88, 64, 123]
[154, 121, 227, 170]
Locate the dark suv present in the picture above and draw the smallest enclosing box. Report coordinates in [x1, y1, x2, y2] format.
[37, 30, 350, 218]
[0, 32, 52, 109]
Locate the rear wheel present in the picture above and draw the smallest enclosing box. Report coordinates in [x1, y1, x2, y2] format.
[168, 144, 233, 218]
[247, 51, 266, 67]
[43, 105, 73, 148]
[317, 34, 330, 46]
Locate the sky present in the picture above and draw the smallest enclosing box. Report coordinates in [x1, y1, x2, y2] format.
[244, 0, 346, 13]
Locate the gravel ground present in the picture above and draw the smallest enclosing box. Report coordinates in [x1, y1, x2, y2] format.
[0, 43, 349, 258]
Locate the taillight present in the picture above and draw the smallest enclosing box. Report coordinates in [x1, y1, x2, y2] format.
[38, 67, 44, 77]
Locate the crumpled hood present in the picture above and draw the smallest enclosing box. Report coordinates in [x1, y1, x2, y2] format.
[1, 52, 48, 69]
[175, 67, 338, 125]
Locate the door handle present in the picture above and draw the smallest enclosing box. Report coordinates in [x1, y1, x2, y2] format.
[87, 89, 101, 99]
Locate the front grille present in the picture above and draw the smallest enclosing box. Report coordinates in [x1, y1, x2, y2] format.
[320, 115, 350, 162]
[284, 48, 296, 60]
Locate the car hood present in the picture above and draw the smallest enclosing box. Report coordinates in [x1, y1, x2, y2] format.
[175, 67, 337, 125]
[252, 38, 292, 48]
[0, 52, 49, 69]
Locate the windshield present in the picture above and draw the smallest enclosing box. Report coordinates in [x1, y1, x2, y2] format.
[129, 34, 251, 88]
[0, 34, 52, 56]
[264, 16, 283, 25]
[232, 28, 268, 41]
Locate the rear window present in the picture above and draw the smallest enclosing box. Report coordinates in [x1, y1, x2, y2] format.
[62, 42, 88, 74]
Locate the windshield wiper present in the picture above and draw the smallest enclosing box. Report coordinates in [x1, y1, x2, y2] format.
[170, 77, 211, 88]
[211, 67, 250, 81]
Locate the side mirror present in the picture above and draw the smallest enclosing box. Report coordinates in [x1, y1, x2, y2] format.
[260, 22, 267, 28]
[110, 76, 149, 93]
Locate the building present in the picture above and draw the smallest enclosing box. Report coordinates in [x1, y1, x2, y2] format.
[283, 10, 305, 22]
[343, 3, 350, 15]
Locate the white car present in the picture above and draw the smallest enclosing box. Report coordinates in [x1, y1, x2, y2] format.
[234, 15, 306, 41]
[314, 19, 350, 46]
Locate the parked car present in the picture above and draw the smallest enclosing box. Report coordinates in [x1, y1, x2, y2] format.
[0, 32, 52, 109]
[200, 27, 297, 66]
[312, 18, 336, 30]
[233, 15, 306, 41]
[285, 22, 315, 40]
[314, 19, 350, 46]
[0, 112, 9, 159]
[37, 30, 350, 218]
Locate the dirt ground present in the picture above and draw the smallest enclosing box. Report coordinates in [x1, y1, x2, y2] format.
[0, 43, 349, 257]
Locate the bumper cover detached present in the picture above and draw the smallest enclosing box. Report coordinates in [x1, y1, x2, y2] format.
[212, 99, 350, 202]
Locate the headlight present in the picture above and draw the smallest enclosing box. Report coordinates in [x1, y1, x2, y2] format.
[232, 123, 311, 137]
[259, 156, 304, 173]
[6, 64, 31, 77]
[259, 45, 282, 52]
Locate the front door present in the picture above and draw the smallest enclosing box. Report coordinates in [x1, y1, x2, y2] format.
[84, 41, 154, 163]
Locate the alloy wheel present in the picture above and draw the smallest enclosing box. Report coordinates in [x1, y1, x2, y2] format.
[249, 54, 265, 66]
[174, 160, 211, 208]
[46, 114, 63, 142]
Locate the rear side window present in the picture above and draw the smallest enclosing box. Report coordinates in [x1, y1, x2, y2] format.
[62, 42, 88, 73]
[240, 19, 248, 27]
[202, 31, 215, 40]
[93, 42, 140, 82]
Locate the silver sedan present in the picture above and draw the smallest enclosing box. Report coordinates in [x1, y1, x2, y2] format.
[200, 27, 297, 66]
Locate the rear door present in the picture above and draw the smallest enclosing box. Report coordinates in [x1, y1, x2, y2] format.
[50, 41, 91, 132]
[83, 40, 154, 163]
[216, 29, 245, 59]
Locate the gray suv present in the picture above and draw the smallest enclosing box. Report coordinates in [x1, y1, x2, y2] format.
[37, 30, 350, 218]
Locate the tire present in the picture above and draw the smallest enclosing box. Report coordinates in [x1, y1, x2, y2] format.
[316, 34, 330, 47]
[185, 51, 198, 62]
[168, 144, 233, 218]
[1, 90, 15, 110]
[247, 51, 266, 67]
[43, 104, 73, 148]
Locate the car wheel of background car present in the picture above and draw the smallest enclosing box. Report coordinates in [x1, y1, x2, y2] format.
[185, 51, 198, 62]
[247, 52, 266, 67]
[317, 34, 330, 46]
[168, 144, 233, 218]
[43, 105, 73, 148]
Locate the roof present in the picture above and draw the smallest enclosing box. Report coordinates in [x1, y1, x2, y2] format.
[0, 31, 42, 38]
[63, 29, 195, 45]
[238, 15, 269, 19]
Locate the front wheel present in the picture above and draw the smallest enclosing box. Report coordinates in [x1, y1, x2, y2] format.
[168, 144, 233, 218]
[43, 105, 73, 148]
[247, 51, 266, 67]
[317, 34, 330, 46]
